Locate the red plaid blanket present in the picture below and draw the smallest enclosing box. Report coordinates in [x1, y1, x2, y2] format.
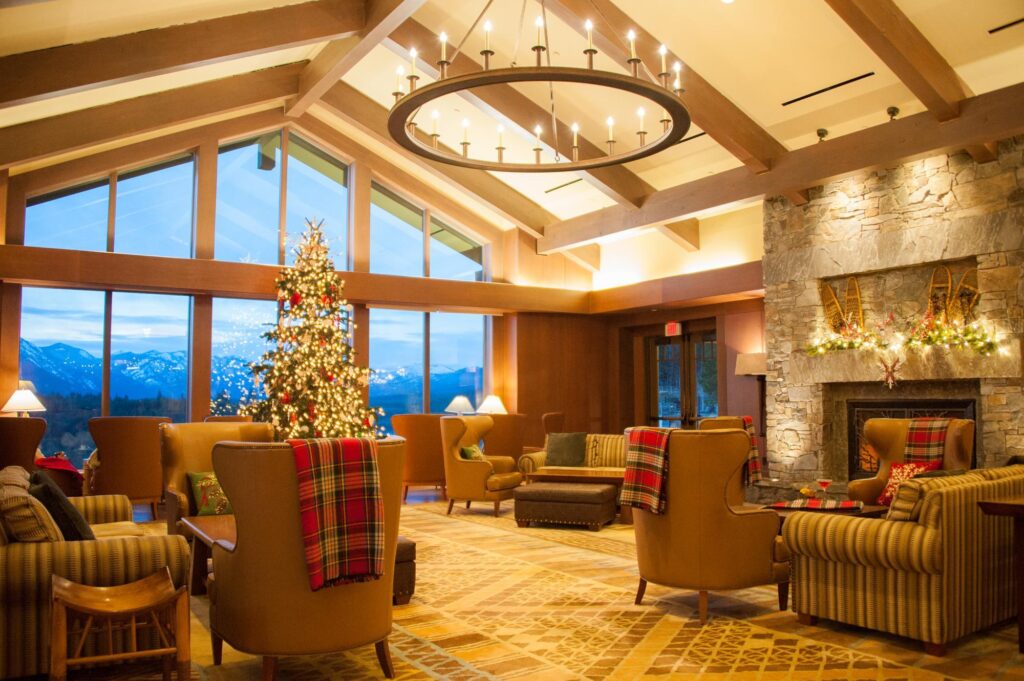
[619, 427, 673, 515]
[287, 438, 384, 592]
[742, 416, 764, 485]
[769, 499, 863, 511]
[904, 418, 951, 464]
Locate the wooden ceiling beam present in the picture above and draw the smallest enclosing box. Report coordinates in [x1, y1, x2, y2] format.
[825, 0, 997, 162]
[318, 81, 556, 236]
[0, 0, 362, 110]
[563, 244, 601, 273]
[538, 80, 1024, 252]
[286, 0, 426, 117]
[544, 0, 807, 207]
[0, 63, 303, 170]
[657, 219, 699, 252]
[385, 19, 655, 208]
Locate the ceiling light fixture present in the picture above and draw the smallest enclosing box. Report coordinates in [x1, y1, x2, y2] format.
[386, 1, 690, 172]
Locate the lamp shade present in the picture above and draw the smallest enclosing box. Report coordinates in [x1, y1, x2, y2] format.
[475, 394, 508, 415]
[444, 395, 474, 415]
[2, 389, 46, 413]
[735, 352, 767, 376]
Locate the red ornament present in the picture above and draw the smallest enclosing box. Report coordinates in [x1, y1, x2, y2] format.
[290, 293, 302, 306]
[290, 413, 297, 423]
[322, 295, 332, 306]
[281, 393, 291, 404]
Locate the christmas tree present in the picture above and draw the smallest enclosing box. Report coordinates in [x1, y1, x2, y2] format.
[241, 219, 382, 439]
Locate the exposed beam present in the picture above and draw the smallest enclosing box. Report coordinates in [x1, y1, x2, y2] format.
[657, 218, 699, 252]
[286, 0, 426, 117]
[538, 81, 1024, 252]
[0, 63, 304, 170]
[318, 81, 556, 235]
[589, 261, 764, 314]
[564, 244, 601, 273]
[0, 0, 362, 110]
[545, 0, 806, 206]
[825, 0, 996, 162]
[385, 19, 655, 208]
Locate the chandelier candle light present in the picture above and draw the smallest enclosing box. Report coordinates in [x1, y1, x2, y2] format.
[386, 4, 691, 172]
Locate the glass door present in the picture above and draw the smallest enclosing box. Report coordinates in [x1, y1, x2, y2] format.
[648, 326, 718, 427]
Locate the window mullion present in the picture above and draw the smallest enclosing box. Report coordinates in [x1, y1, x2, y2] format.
[423, 312, 430, 414]
[106, 173, 116, 252]
[101, 291, 112, 416]
[278, 130, 290, 265]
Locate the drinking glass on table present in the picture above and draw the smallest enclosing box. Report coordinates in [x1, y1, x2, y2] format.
[816, 478, 833, 500]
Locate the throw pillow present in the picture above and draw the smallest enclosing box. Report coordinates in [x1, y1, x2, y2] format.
[187, 472, 233, 516]
[0, 480, 62, 542]
[545, 432, 587, 467]
[877, 460, 942, 506]
[28, 471, 94, 541]
[915, 468, 966, 479]
[460, 445, 486, 461]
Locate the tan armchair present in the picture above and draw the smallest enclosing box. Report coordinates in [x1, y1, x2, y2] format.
[633, 429, 789, 624]
[440, 415, 522, 517]
[391, 414, 445, 502]
[697, 416, 744, 430]
[203, 415, 254, 423]
[208, 438, 405, 680]
[848, 418, 975, 504]
[160, 421, 275, 534]
[0, 417, 46, 469]
[86, 416, 170, 517]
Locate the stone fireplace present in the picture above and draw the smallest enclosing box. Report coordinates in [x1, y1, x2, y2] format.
[759, 136, 1024, 498]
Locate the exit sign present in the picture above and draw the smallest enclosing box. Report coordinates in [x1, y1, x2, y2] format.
[665, 321, 682, 337]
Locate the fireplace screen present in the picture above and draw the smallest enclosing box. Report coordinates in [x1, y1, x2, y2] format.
[847, 400, 976, 479]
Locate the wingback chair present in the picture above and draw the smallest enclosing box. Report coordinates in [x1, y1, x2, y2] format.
[541, 412, 565, 435]
[391, 414, 446, 502]
[204, 415, 254, 423]
[160, 421, 275, 534]
[633, 429, 790, 624]
[697, 416, 744, 431]
[848, 418, 975, 504]
[86, 416, 171, 517]
[208, 438, 405, 680]
[440, 415, 522, 517]
[483, 413, 527, 462]
[0, 417, 46, 470]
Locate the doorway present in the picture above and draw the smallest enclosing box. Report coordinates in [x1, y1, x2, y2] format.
[647, 324, 718, 427]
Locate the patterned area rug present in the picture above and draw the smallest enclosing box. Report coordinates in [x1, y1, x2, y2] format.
[191, 501, 1024, 680]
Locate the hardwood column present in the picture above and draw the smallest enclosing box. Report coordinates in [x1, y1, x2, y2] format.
[189, 296, 213, 422]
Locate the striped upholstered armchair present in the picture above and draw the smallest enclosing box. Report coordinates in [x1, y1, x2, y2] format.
[0, 492, 189, 679]
[783, 465, 1024, 655]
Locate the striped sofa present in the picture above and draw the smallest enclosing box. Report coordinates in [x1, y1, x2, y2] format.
[0, 493, 190, 679]
[783, 465, 1024, 655]
[517, 433, 626, 475]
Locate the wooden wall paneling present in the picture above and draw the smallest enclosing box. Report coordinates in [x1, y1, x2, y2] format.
[715, 315, 729, 419]
[0, 284, 21, 406]
[194, 141, 218, 260]
[721, 308, 765, 432]
[0, 170, 7, 246]
[189, 296, 213, 421]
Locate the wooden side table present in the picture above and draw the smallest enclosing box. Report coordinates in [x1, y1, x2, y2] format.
[978, 497, 1024, 653]
[50, 567, 190, 681]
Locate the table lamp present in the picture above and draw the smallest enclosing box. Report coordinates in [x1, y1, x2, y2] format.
[475, 395, 508, 415]
[444, 395, 474, 415]
[2, 381, 46, 417]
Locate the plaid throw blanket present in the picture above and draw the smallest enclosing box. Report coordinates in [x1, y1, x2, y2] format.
[742, 416, 765, 485]
[619, 427, 674, 515]
[770, 499, 863, 511]
[904, 418, 951, 464]
[288, 438, 384, 592]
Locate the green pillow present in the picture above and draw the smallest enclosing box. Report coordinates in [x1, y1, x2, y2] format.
[546, 432, 587, 467]
[460, 445, 486, 461]
[187, 472, 233, 516]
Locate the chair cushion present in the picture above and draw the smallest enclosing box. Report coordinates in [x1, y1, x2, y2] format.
[485, 472, 523, 491]
[514, 482, 617, 503]
[29, 471, 94, 541]
[877, 460, 941, 506]
[545, 433, 587, 467]
[460, 445, 485, 461]
[188, 471, 233, 516]
[91, 521, 146, 538]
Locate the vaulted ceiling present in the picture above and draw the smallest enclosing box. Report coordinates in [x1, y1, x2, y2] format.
[2, 0, 1022, 286]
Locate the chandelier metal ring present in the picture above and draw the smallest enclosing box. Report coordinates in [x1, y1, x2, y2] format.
[387, 66, 692, 172]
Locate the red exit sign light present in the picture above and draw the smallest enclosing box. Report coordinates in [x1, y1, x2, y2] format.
[665, 321, 682, 337]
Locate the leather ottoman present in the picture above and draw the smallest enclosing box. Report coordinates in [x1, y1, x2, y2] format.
[393, 536, 416, 605]
[514, 482, 617, 531]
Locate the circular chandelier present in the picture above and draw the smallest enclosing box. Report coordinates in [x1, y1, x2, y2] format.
[385, 3, 691, 173]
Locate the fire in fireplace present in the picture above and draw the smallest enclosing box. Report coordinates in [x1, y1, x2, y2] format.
[847, 399, 976, 479]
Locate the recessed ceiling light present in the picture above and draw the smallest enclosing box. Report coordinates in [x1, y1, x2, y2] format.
[722, 0, 735, 4]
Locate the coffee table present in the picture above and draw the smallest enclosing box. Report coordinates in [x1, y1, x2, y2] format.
[178, 515, 236, 596]
[978, 496, 1024, 653]
[767, 503, 888, 522]
[526, 467, 632, 523]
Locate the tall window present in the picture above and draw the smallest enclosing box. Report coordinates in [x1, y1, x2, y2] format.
[370, 183, 424, 277]
[25, 181, 109, 252]
[19, 287, 105, 466]
[215, 133, 282, 264]
[210, 298, 277, 415]
[114, 156, 195, 258]
[648, 323, 719, 427]
[430, 216, 484, 281]
[285, 134, 348, 266]
[429, 313, 485, 412]
[109, 292, 190, 422]
[369, 309, 424, 433]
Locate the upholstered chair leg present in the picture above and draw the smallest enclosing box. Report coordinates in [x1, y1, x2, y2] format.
[212, 633, 223, 665]
[634, 578, 647, 605]
[777, 581, 789, 612]
[447, 499, 455, 515]
[261, 656, 278, 681]
[442, 485, 447, 500]
[403, 485, 409, 503]
[493, 500, 500, 517]
[151, 501, 160, 520]
[698, 591, 709, 625]
[375, 639, 396, 678]
[466, 500, 471, 509]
